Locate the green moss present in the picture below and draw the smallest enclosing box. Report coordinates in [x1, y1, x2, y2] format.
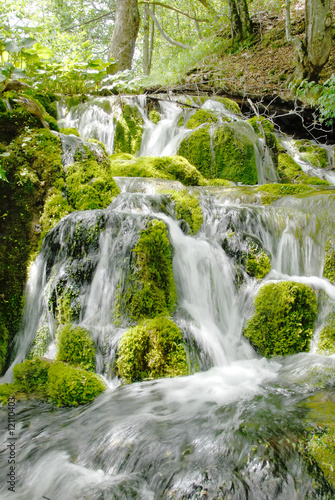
[149, 109, 160, 124]
[110, 154, 206, 186]
[113, 104, 143, 154]
[56, 324, 96, 371]
[323, 240, 335, 284]
[13, 358, 52, 394]
[66, 147, 120, 211]
[277, 153, 306, 182]
[302, 177, 330, 185]
[213, 124, 258, 184]
[178, 126, 213, 177]
[243, 281, 317, 357]
[248, 116, 280, 160]
[0, 130, 64, 373]
[294, 140, 329, 169]
[256, 183, 312, 204]
[60, 127, 80, 137]
[214, 97, 241, 115]
[0, 98, 7, 113]
[39, 189, 72, 240]
[305, 394, 335, 488]
[48, 362, 106, 407]
[55, 287, 81, 325]
[186, 109, 218, 129]
[124, 219, 177, 321]
[160, 189, 203, 234]
[206, 179, 233, 186]
[28, 322, 50, 359]
[116, 317, 188, 383]
[317, 311, 335, 355]
[245, 249, 271, 279]
[0, 324, 8, 374]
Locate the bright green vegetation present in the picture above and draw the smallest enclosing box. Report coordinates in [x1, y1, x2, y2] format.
[110, 154, 207, 186]
[113, 104, 143, 155]
[149, 109, 161, 124]
[0, 357, 106, 406]
[243, 281, 317, 357]
[213, 124, 258, 184]
[161, 189, 203, 234]
[28, 322, 50, 359]
[186, 109, 218, 129]
[256, 183, 313, 204]
[248, 116, 280, 160]
[0, 129, 64, 373]
[216, 97, 241, 115]
[48, 362, 105, 407]
[294, 140, 329, 169]
[323, 240, 335, 284]
[66, 147, 120, 211]
[277, 153, 306, 182]
[178, 126, 213, 178]
[305, 394, 335, 488]
[56, 324, 96, 371]
[206, 179, 233, 186]
[124, 220, 177, 321]
[60, 127, 80, 137]
[245, 249, 271, 279]
[317, 311, 335, 355]
[39, 190, 72, 240]
[116, 317, 188, 383]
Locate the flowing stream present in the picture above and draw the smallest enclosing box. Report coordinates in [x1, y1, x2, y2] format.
[1, 98, 335, 499]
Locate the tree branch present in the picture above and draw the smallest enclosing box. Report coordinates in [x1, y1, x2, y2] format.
[63, 10, 114, 32]
[140, 1, 208, 22]
[144, 7, 191, 49]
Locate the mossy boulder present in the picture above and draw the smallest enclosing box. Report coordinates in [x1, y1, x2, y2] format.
[0, 357, 106, 406]
[28, 321, 51, 359]
[243, 281, 317, 357]
[178, 126, 213, 178]
[123, 219, 177, 321]
[277, 153, 306, 182]
[60, 127, 80, 137]
[256, 183, 313, 204]
[186, 109, 218, 129]
[56, 324, 96, 371]
[160, 189, 203, 234]
[149, 109, 161, 124]
[48, 362, 105, 407]
[213, 123, 258, 184]
[245, 248, 271, 279]
[113, 104, 143, 155]
[294, 140, 328, 169]
[110, 154, 207, 187]
[116, 317, 188, 383]
[248, 116, 280, 162]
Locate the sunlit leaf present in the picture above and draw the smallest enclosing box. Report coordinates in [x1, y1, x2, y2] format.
[4, 41, 22, 53]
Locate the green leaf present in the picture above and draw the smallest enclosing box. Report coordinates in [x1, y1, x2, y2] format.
[20, 37, 36, 48]
[33, 43, 53, 59]
[4, 41, 22, 53]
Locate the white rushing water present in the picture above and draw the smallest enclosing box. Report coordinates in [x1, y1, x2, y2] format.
[1, 101, 335, 498]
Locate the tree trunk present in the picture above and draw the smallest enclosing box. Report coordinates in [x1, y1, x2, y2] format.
[143, 6, 150, 75]
[108, 0, 140, 73]
[228, 0, 252, 43]
[285, 0, 292, 42]
[235, 0, 252, 38]
[228, 0, 242, 43]
[294, 0, 332, 81]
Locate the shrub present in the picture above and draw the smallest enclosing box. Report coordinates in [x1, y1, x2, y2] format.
[243, 281, 317, 357]
[48, 362, 106, 406]
[56, 324, 96, 371]
[116, 317, 188, 383]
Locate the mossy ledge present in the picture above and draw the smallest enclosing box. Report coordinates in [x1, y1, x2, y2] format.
[243, 281, 317, 357]
[160, 188, 203, 234]
[0, 358, 106, 407]
[116, 318, 188, 383]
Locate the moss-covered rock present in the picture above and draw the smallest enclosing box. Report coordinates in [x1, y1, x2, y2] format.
[248, 116, 280, 163]
[186, 109, 218, 129]
[243, 281, 317, 357]
[160, 189, 203, 234]
[245, 248, 271, 279]
[0, 357, 106, 406]
[317, 311, 335, 355]
[178, 126, 213, 178]
[113, 103, 143, 155]
[124, 219, 177, 321]
[48, 362, 105, 407]
[213, 123, 258, 184]
[28, 321, 51, 359]
[214, 97, 241, 115]
[110, 154, 207, 186]
[39, 189, 72, 240]
[323, 240, 335, 284]
[60, 127, 80, 137]
[149, 109, 161, 124]
[277, 153, 306, 182]
[0, 130, 64, 373]
[206, 178, 233, 186]
[116, 317, 188, 383]
[305, 394, 335, 488]
[294, 140, 329, 169]
[66, 147, 120, 211]
[256, 183, 313, 204]
[56, 324, 96, 371]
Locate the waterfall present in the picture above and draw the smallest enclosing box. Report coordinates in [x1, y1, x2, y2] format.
[2, 99, 335, 499]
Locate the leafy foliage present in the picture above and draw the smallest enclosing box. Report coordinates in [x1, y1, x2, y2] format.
[295, 76, 335, 126]
[116, 317, 188, 383]
[243, 281, 317, 357]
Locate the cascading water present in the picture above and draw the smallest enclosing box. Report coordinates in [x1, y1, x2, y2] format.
[1, 99, 335, 499]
